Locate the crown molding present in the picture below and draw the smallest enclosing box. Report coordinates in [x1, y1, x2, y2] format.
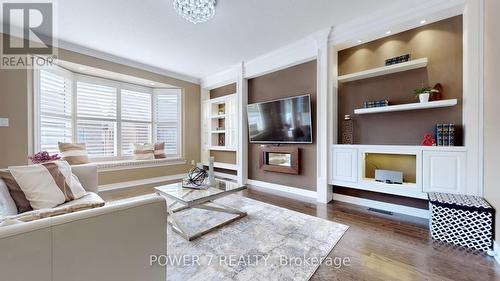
[243, 37, 317, 79]
[201, 0, 466, 83]
[57, 39, 201, 85]
[200, 65, 239, 89]
[330, 0, 465, 50]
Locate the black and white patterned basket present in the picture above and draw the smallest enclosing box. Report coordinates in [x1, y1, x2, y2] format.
[428, 192, 494, 252]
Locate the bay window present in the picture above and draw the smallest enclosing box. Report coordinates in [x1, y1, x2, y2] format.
[34, 66, 182, 161]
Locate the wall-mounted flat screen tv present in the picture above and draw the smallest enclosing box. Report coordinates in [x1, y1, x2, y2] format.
[247, 95, 312, 143]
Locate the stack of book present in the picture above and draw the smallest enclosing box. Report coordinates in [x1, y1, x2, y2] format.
[435, 123, 455, 146]
[385, 54, 411, 66]
[364, 100, 389, 108]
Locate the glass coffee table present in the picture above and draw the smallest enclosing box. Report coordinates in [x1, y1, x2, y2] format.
[155, 179, 247, 241]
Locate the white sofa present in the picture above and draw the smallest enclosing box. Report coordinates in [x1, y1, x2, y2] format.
[0, 164, 167, 281]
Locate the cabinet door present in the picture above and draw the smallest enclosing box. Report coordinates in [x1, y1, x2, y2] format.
[423, 151, 466, 194]
[201, 101, 211, 148]
[225, 95, 238, 149]
[332, 148, 358, 183]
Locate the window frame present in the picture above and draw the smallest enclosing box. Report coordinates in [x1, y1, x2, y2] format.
[33, 66, 184, 162]
[153, 89, 183, 158]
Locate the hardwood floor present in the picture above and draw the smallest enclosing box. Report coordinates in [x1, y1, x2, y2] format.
[100, 185, 500, 281]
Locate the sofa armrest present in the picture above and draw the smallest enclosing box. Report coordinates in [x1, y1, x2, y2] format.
[0, 195, 167, 281]
[71, 163, 98, 193]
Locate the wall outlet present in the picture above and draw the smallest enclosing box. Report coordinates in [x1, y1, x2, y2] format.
[191, 160, 195, 165]
[0, 118, 9, 127]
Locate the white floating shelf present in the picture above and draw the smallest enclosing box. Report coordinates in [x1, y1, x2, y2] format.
[338, 58, 428, 82]
[208, 146, 237, 152]
[211, 130, 226, 133]
[211, 115, 226, 119]
[354, 99, 457, 115]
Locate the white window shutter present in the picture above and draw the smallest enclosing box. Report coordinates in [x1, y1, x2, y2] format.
[154, 89, 181, 156]
[121, 89, 152, 155]
[76, 81, 117, 157]
[39, 69, 73, 154]
[77, 82, 117, 119]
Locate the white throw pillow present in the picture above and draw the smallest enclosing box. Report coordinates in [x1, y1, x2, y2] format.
[133, 143, 155, 160]
[0, 179, 18, 216]
[8, 161, 87, 210]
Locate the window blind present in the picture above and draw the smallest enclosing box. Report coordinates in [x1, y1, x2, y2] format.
[76, 81, 117, 157]
[155, 91, 180, 156]
[39, 70, 73, 153]
[36, 67, 183, 160]
[77, 81, 117, 120]
[121, 89, 152, 155]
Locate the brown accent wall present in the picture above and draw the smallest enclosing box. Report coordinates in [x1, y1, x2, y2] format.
[0, 34, 200, 185]
[248, 60, 317, 191]
[337, 16, 463, 145]
[210, 83, 236, 99]
[484, 0, 500, 240]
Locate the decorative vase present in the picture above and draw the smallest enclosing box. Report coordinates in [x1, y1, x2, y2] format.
[342, 115, 354, 144]
[419, 93, 430, 103]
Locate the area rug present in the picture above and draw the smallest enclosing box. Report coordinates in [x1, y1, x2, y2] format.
[166, 195, 349, 281]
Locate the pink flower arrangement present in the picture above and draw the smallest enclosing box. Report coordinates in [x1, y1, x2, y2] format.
[28, 151, 61, 164]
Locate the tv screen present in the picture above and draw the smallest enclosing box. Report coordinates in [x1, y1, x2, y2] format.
[247, 95, 312, 143]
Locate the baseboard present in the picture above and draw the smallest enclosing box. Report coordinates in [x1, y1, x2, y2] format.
[99, 173, 185, 192]
[493, 240, 500, 265]
[246, 179, 317, 200]
[333, 193, 430, 219]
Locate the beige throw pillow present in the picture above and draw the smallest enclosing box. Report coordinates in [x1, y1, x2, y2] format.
[58, 142, 90, 165]
[154, 142, 166, 159]
[133, 144, 155, 160]
[0, 170, 33, 213]
[8, 161, 87, 210]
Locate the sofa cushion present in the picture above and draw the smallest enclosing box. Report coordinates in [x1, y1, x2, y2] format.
[57, 192, 104, 208]
[58, 142, 90, 165]
[8, 161, 87, 210]
[0, 171, 33, 213]
[0, 192, 105, 225]
[0, 179, 18, 217]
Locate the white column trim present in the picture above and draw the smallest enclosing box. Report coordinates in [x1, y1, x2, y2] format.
[463, 0, 484, 196]
[236, 63, 248, 185]
[313, 28, 334, 203]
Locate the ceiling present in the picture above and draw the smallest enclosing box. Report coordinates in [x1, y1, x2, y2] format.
[38, 1, 418, 80]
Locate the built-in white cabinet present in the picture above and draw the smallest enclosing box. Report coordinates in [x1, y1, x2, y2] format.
[200, 93, 238, 165]
[330, 145, 469, 199]
[332, 148, 357, 183]
[423, 151, 466, 194]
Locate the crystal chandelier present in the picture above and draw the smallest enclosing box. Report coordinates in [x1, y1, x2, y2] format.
[173, 0, 217, 24]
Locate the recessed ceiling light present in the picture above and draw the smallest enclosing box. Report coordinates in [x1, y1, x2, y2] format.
[150, 82, 155, 86]
[420, 19, 427, 24]
[78, 67, 86, 70]
[357, 40, 362, 43]
[385, 31, 391, 35]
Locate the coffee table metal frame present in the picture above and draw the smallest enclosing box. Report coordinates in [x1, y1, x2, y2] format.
[155, 182, 247, 241]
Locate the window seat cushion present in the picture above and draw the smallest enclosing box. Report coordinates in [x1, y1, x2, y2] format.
[89, 158, 186, 172]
